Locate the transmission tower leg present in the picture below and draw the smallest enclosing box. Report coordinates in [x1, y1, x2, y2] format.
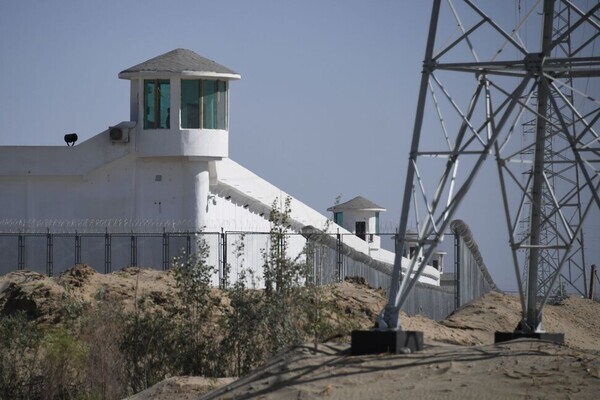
[495, 0, 565, 344]
[350, 0, 443, 355]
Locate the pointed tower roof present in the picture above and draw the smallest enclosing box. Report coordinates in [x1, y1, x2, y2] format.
[327, 196, 386, 212]
[118, 48, 241, 80]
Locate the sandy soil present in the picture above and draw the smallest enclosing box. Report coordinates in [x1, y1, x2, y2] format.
[201, 340, 600, 400]
[2, 265, 599, 399]
[195, 290, 600, 399]
[127, 377, 236, 400]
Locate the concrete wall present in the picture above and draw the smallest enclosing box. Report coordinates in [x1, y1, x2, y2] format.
[0, 128, 441, 286]
[0, 154, 211, 228]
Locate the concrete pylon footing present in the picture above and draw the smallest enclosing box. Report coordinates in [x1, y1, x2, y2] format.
[494, 331, 565, 344]
[351, 330, 424, 355]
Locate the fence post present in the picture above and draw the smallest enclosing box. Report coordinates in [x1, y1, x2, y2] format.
[104, 230, 111, 274]
[46, 230, 53, 277]
[130, 232, 137, 267]
[74, 231, 81, 265]
[162, 228, 169, 271]
[221, 230, 228, 288]
[590, 264, 597, 300]
[454, 230, 460, 309]
[310, 239, 318, 286]
[18, 234, 24, 270]
[186, 231, 191, 260]
[336, 231, 343, 282]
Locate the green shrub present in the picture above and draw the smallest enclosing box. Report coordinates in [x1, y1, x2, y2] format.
[220, 268, 266, 376]
[120, 309, 177, 393]
[40, 326, 86, 399]
[0, 312, 43, 399]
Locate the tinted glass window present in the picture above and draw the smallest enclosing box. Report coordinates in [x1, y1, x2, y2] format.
[144, 79, 170, 129]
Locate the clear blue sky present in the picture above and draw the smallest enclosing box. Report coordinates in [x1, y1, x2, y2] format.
[1, 0, 598, 291]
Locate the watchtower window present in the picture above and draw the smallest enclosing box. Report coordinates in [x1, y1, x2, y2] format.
[355, 221, 366, 241]
[181, 79, 228, 130]
[144, 79, 170, 129]
[333, 212, 343, 225]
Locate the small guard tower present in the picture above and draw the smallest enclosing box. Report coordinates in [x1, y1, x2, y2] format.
[328, 196, 385, 249]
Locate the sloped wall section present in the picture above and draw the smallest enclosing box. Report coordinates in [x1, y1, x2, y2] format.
[304, 220, 497, 321]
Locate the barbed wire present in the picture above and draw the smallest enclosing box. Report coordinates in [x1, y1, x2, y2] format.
[0, 218, 407, 236]
[0, 219, 200, 234]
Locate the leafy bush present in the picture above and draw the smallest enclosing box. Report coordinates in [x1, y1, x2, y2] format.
[0, 312, 43, 399]
[220, 268, 266, 376]
[171, 238, 219, 376]
[40, 326, 86, 399]
[120, 309, 177, 393]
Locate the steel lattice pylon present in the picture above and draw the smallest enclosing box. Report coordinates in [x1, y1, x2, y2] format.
[519, 1, 590, 303]
[378, 0, 600, 333]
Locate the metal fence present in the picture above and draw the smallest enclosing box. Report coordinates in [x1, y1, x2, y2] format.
[1, 231, 204, 275]
[0, 221, 497, 321]
[451, 220, 497, 308]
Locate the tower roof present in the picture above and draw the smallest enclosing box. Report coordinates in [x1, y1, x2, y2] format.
[327, 196, 386, 212]
[118, 48, 241, 80]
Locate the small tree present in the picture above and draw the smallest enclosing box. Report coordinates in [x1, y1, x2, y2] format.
[40, 326, 87, 399]
[219, 237, 267, 376]
[262, 197, 309, 295]
[261, 197, 312, 355]
[120, 238, 218, 390]
[171, 238, 218, 375]
[120, 309, 177, 393]
[305, 196, 345, 346]
[220, 269, 266, 376]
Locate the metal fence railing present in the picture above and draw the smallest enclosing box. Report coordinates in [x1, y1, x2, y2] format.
[451, 220, 497, 308]
[0, 221, 498, 320]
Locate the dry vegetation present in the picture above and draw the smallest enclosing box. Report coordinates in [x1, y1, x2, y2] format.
[0, 264, 384, 399]
[2, 263, 599, 399]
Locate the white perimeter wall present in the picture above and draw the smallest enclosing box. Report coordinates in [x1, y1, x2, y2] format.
[0, 137, 440, 286]
[0, 156, 211, 225]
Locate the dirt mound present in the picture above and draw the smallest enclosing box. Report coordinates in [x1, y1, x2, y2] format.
[440, 290, 600, 351]
[0, 270, 66, 323]
[0, 267, 388, 333]
[0, 265, 181, 325]
[1, 267, 598, 351]
[58, 263, 97, 287]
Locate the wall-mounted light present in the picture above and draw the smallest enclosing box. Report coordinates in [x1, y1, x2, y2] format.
[243, 204, 249, 209]
[208, 194, 217, 205]
[225, 196, 231, 200]
[64, 133, 78, 146]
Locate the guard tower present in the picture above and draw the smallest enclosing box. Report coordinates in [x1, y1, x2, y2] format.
[118, 48, 240, 158]
[328, 196, 385, 249]
[118, 49, 240, 229]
